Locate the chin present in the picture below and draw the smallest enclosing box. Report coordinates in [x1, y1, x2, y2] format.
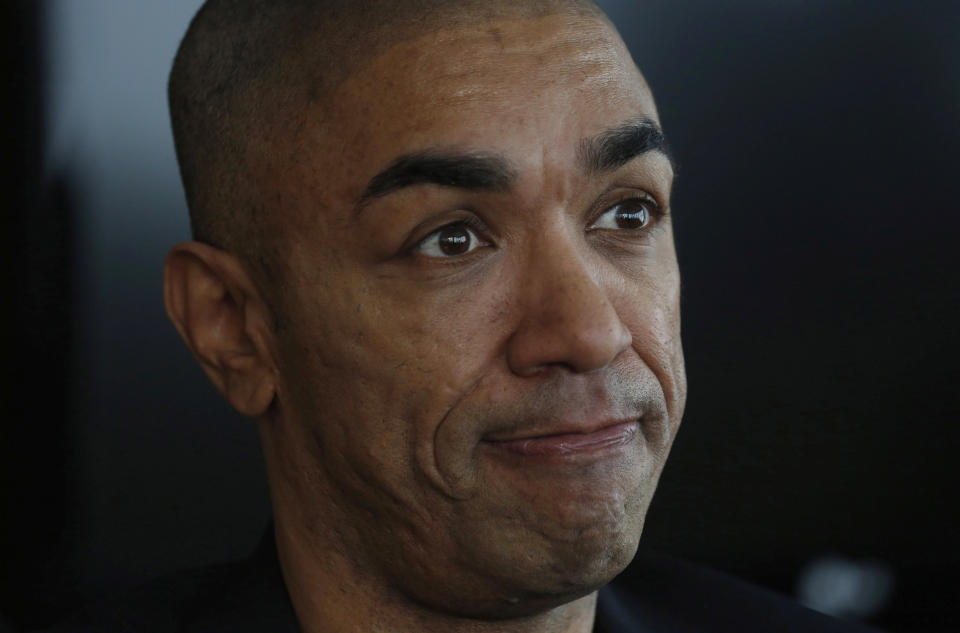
[444, 472, 651, 610]
[483, 519, 645, 618]
[536, 519, 642, 592]
[401, 518, 642, 621]
[396, 452, 656, 619]
[487, 544, 639, 619]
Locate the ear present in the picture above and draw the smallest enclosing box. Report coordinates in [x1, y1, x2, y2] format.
[163, 242, 278, 417]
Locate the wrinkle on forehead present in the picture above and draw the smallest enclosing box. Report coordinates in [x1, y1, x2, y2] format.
[322, 13, 656, 152]
[368, 14, 644, 105]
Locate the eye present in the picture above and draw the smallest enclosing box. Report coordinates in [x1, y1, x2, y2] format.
[415, 222, 486, 258]
[590, 195, 657, 232]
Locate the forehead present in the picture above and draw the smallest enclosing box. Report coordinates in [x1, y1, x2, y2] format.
[312, 14, 658, 195]
[365, 14, 648, 105]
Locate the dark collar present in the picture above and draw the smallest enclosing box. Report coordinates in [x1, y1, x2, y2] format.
[181, 527, 874, 633]
[195, 527, 639, 633]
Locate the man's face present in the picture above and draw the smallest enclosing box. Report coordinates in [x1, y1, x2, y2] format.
[262, 12, 686, 616]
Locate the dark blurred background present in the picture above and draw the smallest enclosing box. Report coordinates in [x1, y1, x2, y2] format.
[2, 1, 957, 631]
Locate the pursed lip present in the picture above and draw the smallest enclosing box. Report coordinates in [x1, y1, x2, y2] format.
[482, 418, 641, 457]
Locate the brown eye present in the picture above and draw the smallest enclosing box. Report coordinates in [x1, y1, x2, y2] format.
[615, 206, 648, 229]
[438, 226, 470, 255]
[592, 196, 656, 231]
[416, 223, 483, 258]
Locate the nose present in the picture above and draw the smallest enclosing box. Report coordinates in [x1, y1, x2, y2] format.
[505, 232, 633, 377]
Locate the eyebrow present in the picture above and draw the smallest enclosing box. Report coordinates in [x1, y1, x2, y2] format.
[357, 151, 516, 208]
[577, 117, 673, 174]
[355, 117, 672, 210]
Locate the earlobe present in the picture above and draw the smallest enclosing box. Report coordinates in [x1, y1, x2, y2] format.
[163, 242, 278, 418]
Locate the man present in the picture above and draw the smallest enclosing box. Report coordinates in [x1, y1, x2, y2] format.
[44, 1, 878, 631]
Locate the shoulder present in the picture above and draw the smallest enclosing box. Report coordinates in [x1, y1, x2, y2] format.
[597, 549, 883, 633]
[33, 538, 297, 633]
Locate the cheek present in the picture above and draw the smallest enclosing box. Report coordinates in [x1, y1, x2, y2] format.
[615, 258, 685, 423]
[280, 272, 503, 497]
[629, 303, 684, 426]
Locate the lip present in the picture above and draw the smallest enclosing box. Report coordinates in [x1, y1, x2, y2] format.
[483, 419, 640, 458]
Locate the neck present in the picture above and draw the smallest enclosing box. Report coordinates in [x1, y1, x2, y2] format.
[273, 513, 599, 633]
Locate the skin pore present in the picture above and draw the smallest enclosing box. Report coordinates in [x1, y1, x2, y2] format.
[164, 9, 686, 633]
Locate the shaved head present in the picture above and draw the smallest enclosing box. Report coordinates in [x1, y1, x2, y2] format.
[168, 0, 605, 302]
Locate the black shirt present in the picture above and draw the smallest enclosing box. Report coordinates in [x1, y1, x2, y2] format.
[41, 528, 881, 633]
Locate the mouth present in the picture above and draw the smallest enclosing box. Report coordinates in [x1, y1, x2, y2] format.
[482, 419, 640, 458]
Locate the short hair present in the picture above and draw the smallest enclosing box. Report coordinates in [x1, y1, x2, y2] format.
[168, 0, 604, 298]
